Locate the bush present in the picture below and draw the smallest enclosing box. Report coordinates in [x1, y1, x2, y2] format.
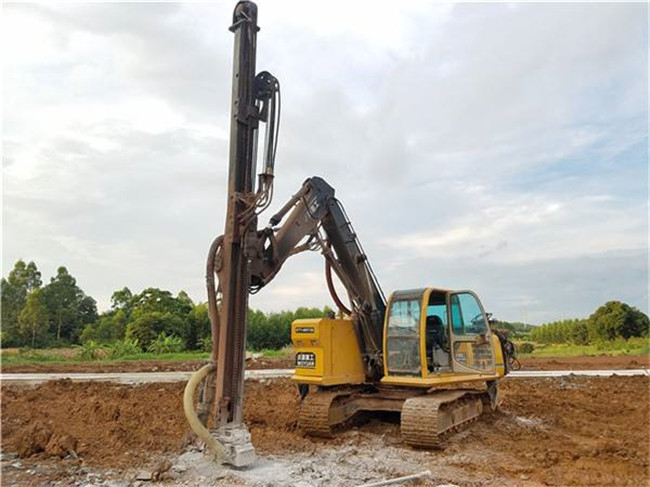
[125, 312, 184, 350]
[80, 310, 126, 344]
[246, 307, 332, 351]
[108, 338, 141, 358]
[198, 336, 213, 353]
[79, 340, 100, 360]
[147, 332, 184, 354]
[518, 342, 535, 354]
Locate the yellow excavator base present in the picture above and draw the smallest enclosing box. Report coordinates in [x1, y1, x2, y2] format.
[291, 318, 366, 387]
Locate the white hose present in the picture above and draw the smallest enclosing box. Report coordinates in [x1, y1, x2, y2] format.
[183, 363, 228, 462]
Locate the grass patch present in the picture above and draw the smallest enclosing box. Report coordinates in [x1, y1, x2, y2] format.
[519, 337, 650, 358]
[1, 346, 292, 365]
[256, 345, 293, 358]
[0, 349, 211, 366]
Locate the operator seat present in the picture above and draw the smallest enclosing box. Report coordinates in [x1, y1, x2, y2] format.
[426, 315, 446, 350]
[426, 314, 451, 372]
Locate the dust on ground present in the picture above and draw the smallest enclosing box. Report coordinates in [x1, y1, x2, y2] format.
[2, 375, 649, 486]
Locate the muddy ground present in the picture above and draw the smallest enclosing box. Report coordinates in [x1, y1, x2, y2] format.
[2, 375, 649, 486]
[3, 354, 647, 374]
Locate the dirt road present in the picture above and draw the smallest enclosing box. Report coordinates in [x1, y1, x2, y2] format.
[2, 375, 648, 486]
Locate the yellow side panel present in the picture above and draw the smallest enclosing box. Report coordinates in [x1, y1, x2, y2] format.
[291, 318, 366, 386]
[492, 334, 506, 376]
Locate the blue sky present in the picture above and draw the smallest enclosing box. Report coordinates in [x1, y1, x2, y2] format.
[2, 2, 648, 324]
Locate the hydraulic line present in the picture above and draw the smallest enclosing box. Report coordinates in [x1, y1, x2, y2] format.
[206, 235, 224, 363]
[325, 258, 352, 316]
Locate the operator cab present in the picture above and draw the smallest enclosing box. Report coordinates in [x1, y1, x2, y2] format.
[383, 287, 496, 382]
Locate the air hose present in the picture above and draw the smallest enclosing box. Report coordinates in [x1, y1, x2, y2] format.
[183, 362, 228, 462]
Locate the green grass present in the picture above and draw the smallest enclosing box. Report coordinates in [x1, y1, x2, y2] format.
[519, 337, 650, 358]
[0, 346, 292, 365]
[254, 345, 293, 358]
[0, 349, 212, 366]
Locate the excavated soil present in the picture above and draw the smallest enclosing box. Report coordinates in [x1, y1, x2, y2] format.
[519, 354, 650, 370]
[2, 376, 649, 486]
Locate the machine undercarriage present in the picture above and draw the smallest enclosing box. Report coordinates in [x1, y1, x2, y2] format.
[299, 383, 498, 448]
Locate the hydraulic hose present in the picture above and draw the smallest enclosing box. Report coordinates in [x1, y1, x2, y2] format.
[183, 362, 228, 462]
[206, 235, 224, 362]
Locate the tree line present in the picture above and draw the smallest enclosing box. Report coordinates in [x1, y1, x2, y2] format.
[1, 261, 97, 348]
[529, 301, 649, 345]
[1, 260, 330, 352]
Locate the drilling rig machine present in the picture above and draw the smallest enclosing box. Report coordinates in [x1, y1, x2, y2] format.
[183, 1, 518, 467]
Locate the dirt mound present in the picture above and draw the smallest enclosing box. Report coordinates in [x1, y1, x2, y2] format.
[15, 421, 53, 458]
[519, 354, 650, 370]
[48, 433, 79, 458]
[2, 379, 188, 469]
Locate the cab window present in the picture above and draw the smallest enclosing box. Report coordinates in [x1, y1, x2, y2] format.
[450, 293, 487, 335]
[386, 298, 422, 375]
[388, 299, 421, 335]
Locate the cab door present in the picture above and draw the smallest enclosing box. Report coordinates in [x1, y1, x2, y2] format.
[384, 292, 424, 377]
[448, 291, 495, 374]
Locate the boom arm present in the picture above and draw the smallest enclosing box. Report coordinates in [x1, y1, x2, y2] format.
[249, 176, 386, 379]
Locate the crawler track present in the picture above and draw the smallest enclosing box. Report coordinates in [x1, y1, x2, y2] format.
[400, 391, 484, 448]
[299, 388, 487, 448]
[298, 391, 341, 437]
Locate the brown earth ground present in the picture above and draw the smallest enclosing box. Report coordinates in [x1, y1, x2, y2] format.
[519, 354, 650, 370]
[2, 354, 647, 374]
[2, 375, 649, 486]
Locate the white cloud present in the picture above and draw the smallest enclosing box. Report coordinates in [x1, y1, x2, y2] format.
[2, 2, 647, 322]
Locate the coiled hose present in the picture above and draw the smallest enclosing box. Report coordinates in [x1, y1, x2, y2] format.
[183, 362, 228, 462]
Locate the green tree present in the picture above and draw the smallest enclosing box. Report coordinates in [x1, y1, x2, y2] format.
[82, 287, 197, 347]
[246, 306, 333, 350]
[184, 302, 211, 351]
[125, 311, 185, 349]
[588, 301, 650, 341]
[80, 309, 127, 344]
[129, 288, 192, 317]
[42, 266, 97, 344]
[1, 260, 43, 347]
[570, 319, 590, 345]
[110, 287, 133, 311]
[19, 289, 50, 348]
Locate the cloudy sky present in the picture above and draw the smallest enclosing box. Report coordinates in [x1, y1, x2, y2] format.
[3, 2, 648, 324]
